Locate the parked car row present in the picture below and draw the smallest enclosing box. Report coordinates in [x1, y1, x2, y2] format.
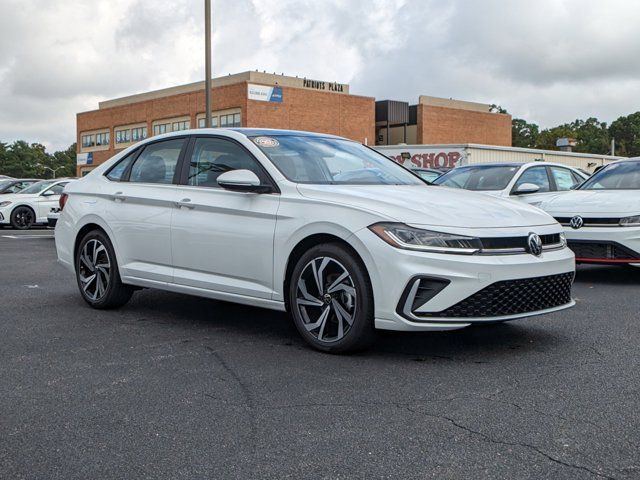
[5, 127, 633, 353]
[0, 178, 75, 229]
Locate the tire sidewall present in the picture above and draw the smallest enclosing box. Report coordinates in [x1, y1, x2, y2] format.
[75, 230, 121, 308]
[288, 243, 375, 353]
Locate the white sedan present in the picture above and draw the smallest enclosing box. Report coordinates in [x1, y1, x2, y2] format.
[432, 162, 588, 206]
[539, 158, 640, 266]
[55, 129, 575, 353]
[0, 179, 74, 229]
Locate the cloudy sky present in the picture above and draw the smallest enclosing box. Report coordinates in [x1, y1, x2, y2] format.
[1, 0, 639, 150]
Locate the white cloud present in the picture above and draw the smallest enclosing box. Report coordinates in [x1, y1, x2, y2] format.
[1, 0, 639, 150]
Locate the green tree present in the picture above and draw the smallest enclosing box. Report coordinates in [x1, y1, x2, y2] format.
[51, 143, 77, 178]
[609, 112, 640, 157]
[534, 118, 610, 154]
[512, 118, 539, 148]
[536, 125, 577, 151]
[0, 141, 77, 178]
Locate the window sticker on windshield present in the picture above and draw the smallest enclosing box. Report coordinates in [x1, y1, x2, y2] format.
[253, 136, 279, 147]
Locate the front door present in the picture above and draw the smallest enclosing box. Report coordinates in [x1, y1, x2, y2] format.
[511, 165, 553, 205]
[171, 136, 280, 299]
[36, 182, 69, 220]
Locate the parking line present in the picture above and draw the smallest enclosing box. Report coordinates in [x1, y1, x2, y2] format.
[2, 235, 55, 239]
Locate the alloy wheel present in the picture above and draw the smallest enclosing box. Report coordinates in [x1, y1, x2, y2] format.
[78, 239, 111, 301]
[295, 256, 357, 343]
[13, 208, 34, 229]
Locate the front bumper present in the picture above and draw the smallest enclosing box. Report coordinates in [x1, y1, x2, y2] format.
[354, 227, 576, 332]
[563, 226, 640, 265]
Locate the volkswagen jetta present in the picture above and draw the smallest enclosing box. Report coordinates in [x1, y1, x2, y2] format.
[56, 129, 575, 352]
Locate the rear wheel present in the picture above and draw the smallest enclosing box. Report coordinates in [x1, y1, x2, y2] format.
[10, 206, 35, 230]
[288, 243, 376, 353]
[75, 230, 133, 309]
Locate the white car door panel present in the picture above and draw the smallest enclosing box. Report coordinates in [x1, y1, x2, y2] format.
[107, 137, 186, 283]
[170, 136, 280, 298]
[510, 165, 553, 205]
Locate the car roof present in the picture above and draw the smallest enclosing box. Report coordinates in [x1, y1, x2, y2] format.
[454, 162, 582, 169]
[228, 127, 344, 139]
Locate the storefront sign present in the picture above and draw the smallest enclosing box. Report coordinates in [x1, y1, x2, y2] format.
[248, 84, 283, 103]
[302, 78, 345, 92]
[76, 152, 93, 165]
[373, 146, 467, 169]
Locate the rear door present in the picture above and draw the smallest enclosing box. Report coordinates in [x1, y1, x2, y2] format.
[170, 135, 280, 298]
[105, 137, 187, 283]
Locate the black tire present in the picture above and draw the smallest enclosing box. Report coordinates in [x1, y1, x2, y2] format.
[10, 206, 35, 230]
[288, 243, 376, 353]
[75, 229, 133, 309]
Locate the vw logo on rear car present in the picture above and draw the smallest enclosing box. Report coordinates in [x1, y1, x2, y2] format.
[570, 215, 584, 229]
[528, 233, 543, 256]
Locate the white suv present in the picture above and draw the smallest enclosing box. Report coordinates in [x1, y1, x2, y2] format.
[55, 129, 575, 352]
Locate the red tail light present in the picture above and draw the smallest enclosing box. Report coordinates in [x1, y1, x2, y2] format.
[59, 193, 68, 210]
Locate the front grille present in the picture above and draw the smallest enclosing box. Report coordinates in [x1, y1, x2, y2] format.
[480, 233, 561, 251]
[568, 241, 640, 260]
[555, 217, 621, 226]
[414, 272, 574, 319]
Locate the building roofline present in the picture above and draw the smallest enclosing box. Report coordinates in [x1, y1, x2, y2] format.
[375, 143, 625, 160]
[97, 71, 353, 110]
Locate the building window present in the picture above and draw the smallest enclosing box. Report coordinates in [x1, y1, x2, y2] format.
[153, 123, 169, 135]
[198, 116, 219, 128]
[95, 132, 109, 146]
[132, 126, 147, 141]
[115, 129, 131, 144]
[219, 113, 241, 128]
[172, 120, 190, 131]
[81, 134, 95, 148]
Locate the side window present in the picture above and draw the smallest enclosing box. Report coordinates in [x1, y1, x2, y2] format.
[106, 151, 137, 181]
[129, 138, 185, 184]
[45, 183, 68, 196]
[187, 137, 269, 188]
[551, 166, 581, 191]
[514, 166, 550, 193]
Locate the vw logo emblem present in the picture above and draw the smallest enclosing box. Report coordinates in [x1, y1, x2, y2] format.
[528, 233, 543, 257]
[570, 215, 584, 229]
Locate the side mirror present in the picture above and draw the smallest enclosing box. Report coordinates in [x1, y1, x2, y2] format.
[217, 169, 270, 193]
[513, 182, 540, 195]
[41, 190, 56, 197]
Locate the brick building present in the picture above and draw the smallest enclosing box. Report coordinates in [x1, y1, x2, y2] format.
[76, 71, 511, 175]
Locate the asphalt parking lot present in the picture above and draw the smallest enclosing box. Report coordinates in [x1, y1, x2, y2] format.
[1, 229, 639, 479]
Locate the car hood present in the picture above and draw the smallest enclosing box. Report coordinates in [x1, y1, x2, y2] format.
[297, 184, 556, 228]
[539, 190, 640, 216]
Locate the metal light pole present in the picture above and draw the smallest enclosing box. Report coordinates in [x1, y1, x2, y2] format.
[205, 0, 212, 128]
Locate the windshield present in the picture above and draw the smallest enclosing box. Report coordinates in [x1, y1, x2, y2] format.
[20, 180, 56, 194]
[250, 135, 424, 185]
[579, 161, 640, 190]
[433, 165, 519, 191]
[0, 180, 12, 191]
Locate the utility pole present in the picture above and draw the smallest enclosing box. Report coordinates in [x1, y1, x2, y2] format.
[205, 0, 212, 128]
[611, 138, 615, 156]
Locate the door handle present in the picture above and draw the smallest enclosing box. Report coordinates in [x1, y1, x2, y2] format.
[175, 198, 195, 210]
[113, 192, 126, 202]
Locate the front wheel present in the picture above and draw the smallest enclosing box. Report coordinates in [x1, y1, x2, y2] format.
[288, 243, 376, 353]
[10, 206, 35, 230]
[75, 230, 133, 309]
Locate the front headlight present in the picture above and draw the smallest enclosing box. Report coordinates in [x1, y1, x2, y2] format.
[369, 223, 482, 254]
[559, 232, 567, 247]
[620, 215, 640, 227]
[0, 201, 11, 208]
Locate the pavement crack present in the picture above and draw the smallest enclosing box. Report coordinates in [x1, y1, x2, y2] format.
[204, 346, 259, 457]
[418, 410, 616, 480]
